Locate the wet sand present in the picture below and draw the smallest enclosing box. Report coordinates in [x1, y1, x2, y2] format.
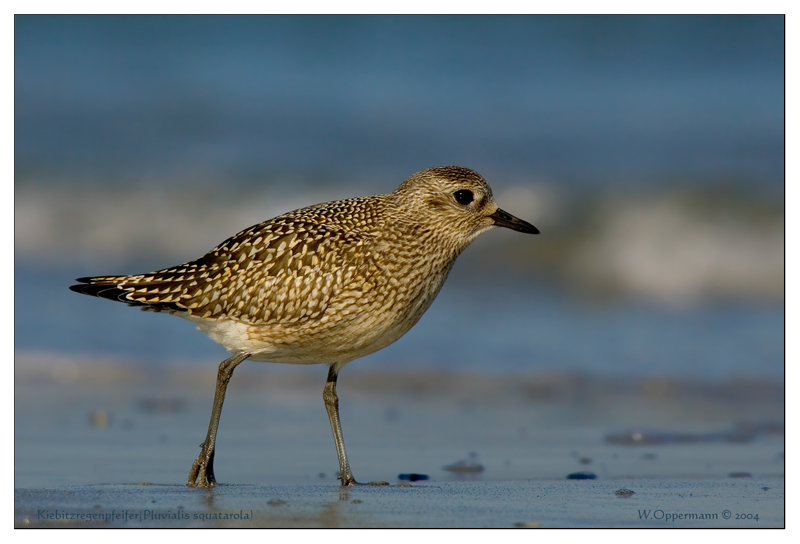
[14, 353, 784, 528]
[16, 479, 784, 528]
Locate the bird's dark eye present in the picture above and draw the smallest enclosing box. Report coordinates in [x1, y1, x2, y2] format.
[453, 190, 474, 205]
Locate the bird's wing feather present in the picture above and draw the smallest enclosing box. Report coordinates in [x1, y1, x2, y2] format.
[71, 211, 376, 326]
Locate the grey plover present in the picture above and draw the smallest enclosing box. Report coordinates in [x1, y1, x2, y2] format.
[70, 165, 538, 487]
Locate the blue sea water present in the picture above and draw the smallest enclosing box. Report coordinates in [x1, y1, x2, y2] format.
[14, 16, 785, 383]
[15, 264, 784, 383]
[15, 15, 784, 189]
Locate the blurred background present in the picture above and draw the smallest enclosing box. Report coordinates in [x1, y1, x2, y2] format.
[15, 15, 784, 379]
[14, 15, 785, 490]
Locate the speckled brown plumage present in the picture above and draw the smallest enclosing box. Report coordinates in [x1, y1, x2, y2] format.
[70, 165, 538, 487]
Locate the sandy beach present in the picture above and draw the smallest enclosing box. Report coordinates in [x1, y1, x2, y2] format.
[14, 354, 784, 528]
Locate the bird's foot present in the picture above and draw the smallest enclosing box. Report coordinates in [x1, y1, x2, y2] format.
[187, 450, 217, 488]
[339, 475, 389, 487]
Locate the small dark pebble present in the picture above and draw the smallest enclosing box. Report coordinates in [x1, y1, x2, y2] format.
[514, 522, 541, 528]
[398, 473, 429, 482]
[444, 452, 484, 473]
[615, 489, 635, 498]
[318, 472, 326, 478]
[762, 487, 770, 491]
[567, 471, 597, 480]
[579, 457, 592, 465]
[728, 472, 752, 478]
[267, 499, 286, 506]
[351, 499, 363, 504]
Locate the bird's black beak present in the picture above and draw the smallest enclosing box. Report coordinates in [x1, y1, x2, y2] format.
[490, 208, 539, 234]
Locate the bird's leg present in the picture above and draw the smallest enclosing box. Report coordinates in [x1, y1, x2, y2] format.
[323, 365, 358, 486]
[188, 352, 250, 488]
[323, 365, 389, 487]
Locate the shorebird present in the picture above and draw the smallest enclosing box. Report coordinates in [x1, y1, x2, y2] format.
[70, 165, 538, 487]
